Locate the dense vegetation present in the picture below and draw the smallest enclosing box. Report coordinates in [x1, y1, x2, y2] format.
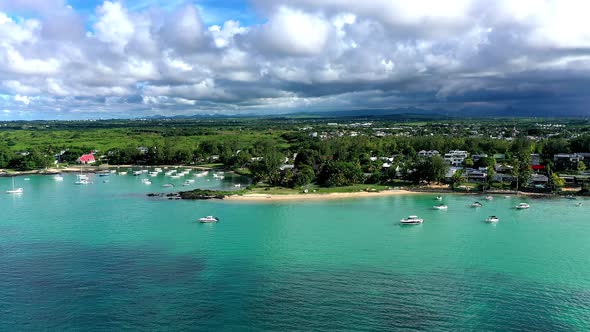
[2, 117, 590, 192]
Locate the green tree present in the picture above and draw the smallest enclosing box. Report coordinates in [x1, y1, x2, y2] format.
[578, 161, 587, 172]
[463, 158, 474, 168]
[318, 161, 363, 187]
[293, 165, 315, 187]
[551, 173, 565, 190]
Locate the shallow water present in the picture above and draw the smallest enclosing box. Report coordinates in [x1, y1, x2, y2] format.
[1, 173, 590, 330]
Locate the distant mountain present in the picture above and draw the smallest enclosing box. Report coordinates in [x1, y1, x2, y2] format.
[143, 106, 588, 120]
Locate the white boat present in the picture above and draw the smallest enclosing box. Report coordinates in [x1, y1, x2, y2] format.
[133, 171, 143, 176]
[163, 183, 174, 188]
[485, 216, 500, 223]
[185, 179, 195, 183]
[75, 179, 90, 185]
[6, 177, 24, 194]
[142, 178, 152, 184]
[400, 215, 423, 225]
[575, 202, 583, 207]
[433, 204, 448, 210]
[515, 203, 530, 209]
[170, 175, 181, 179]
[118, 171, 127, 175]
[484, 195, 493, 200]
[110, 170, 117, 173]
[24, 178, 30, 181]
[198, 216, 219, 223]
[195, 170, 209, 177]
[53, 175, 64, 181]
[435, 196, 442, 201]
[470, 202, 483, 208]
[234, 184, 241, 188]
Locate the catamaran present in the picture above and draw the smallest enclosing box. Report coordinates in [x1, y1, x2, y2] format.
[6, 177, 23, 194]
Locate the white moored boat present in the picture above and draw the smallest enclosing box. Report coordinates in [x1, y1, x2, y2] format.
[6, 177, 23, 194]
[162, 184, 174, 188]
[53, 175, 64, 181]
[470, 201, 483, 208]
[515, 203, 530, 209]
[435, 196, 443, 201]
[433, 204, 448, 210]
[484, 195, 493, 200]
[400, 215, 423, 225]
[199, 216, 219, 223]
[485, 216, 500, 223]
[74, 179, 90, 185]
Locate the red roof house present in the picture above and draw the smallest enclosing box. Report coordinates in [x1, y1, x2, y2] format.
[77, 153, 96, 164]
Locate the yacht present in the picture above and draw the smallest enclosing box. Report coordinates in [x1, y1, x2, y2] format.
[485, 216, 500, 223]
[515, 203, 530, 209]
[433, 204, 448, 210]
[199, 216, 219, 223]
[6, 177, 23, 194]
[400, 215, 423, 225]
[470, 202, 483, 208]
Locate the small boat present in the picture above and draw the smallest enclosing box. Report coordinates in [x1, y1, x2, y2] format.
[234, 184, 241, 188]
[400, 215, 423, 225]
[118, 171, 127, 175]
[470, 202, 483, 208]
[53, 175, 64, 181]
[185, 179, 195, 183]
[170, 175, 181, 179]
[103, 180, 109, 183]
[484, 195, 493, 200]
[485, 216, 500, 223]
[6, 177, 24, 194]
[24, 178, 30, 181]
[433, 204, 448, 210]
[199, 216, 219, 223]
[162, 184, 174, 188]
[133, 171, 143, 176]
[435, 196, 442, 201]
[75, 179, 90, 185]
[110, 170, 117, 173]
[575, 202, 582, 207]
[565, 195, 577, 200]
[98, 173, 110, 177]
[515, 203, 530, 209]
[142, 178, 152, 185]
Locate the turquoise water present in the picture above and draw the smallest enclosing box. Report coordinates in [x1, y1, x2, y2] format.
[2, 172, 590, 331]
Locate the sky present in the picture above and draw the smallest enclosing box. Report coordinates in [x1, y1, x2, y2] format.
[0, 0, 589, 120]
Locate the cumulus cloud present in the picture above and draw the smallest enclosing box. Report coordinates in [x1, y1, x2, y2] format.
[0, 0, 589, 118]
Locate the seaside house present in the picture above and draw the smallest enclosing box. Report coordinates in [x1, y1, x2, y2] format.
[77, 153, 96, 164]
[418, 150, 440, 158]
[554, 153, 584, 170]
[444, 150, 469, 166]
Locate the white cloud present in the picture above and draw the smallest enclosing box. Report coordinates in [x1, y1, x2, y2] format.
[0, 0, 589, 118]
[14, 94, 31, 105]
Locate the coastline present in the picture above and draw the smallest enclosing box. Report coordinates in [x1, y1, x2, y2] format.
[224, 189, 422, 201]
[0, 165, 215, 177]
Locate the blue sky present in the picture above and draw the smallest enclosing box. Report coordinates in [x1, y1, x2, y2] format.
[0, 0, 589, 120]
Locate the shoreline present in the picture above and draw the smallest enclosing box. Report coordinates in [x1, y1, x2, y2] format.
[0, 165, 215, 177]
[221, 189, 569, 202]
[225, 190, 423, 201]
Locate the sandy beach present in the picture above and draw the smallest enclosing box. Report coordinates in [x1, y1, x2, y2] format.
[224, 189, 422, 201]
